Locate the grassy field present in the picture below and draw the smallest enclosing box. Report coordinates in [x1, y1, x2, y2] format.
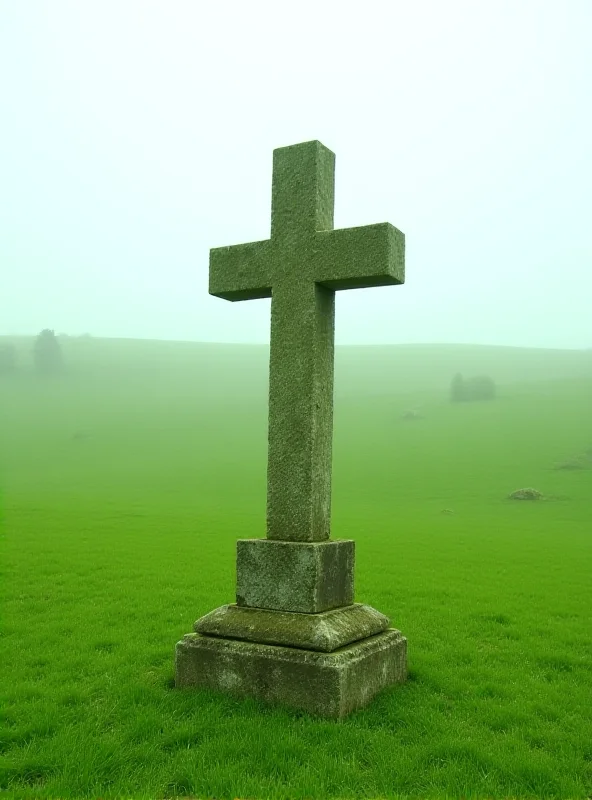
[1, 336, 591, 799]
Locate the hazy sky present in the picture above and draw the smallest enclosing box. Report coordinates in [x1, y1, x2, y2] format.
[1, 1, 590, 348]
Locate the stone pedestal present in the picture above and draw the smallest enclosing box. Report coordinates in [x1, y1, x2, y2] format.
[175, 538, 408, 718]
[236, 538, 354, 612]
[176, 628, 407, 719]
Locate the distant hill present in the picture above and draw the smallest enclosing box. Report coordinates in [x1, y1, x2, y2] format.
[335, 343, 591, 398]
[0, 336, 590, 401]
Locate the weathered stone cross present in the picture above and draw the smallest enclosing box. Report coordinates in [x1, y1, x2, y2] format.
[209, 140, 405, 543]
[177, 141, 408, 717]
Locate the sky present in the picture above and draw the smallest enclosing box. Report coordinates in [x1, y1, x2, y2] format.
[1, 0, 590, 349]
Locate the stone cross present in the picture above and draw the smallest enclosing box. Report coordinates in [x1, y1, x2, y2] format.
[177, 141, 408, 718]
[209, 140, 405, 543]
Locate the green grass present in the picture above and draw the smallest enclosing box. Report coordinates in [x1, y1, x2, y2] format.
[1, 336, 591, 799]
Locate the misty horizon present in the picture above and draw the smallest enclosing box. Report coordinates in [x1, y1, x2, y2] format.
[1, 1, 591, 350]
[1, 333, 590, 353]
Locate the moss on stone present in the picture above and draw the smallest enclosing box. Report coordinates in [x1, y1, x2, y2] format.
[235, 538, 354, 613]
[194, 602, 390, 652]
[175, 628, 407, 719]
[174, 141, 408, 717]
[209, 141, 405, 543]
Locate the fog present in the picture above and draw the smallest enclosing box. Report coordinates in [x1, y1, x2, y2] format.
[1, 1, 590, 349]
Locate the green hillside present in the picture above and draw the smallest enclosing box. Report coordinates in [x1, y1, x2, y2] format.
[0, 337, 591, 799]
[2, 334, 591, 398]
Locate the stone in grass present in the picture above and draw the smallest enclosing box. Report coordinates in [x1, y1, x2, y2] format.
[508, 487, 543, 501]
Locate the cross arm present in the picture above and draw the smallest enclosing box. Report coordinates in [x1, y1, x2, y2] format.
[209, 239, 273, 301]
[313, 223, 405, 290]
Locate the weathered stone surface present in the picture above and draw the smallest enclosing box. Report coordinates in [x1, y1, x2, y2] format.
[175, 628, 407, 719]
[174, 141, 408, 717]
[209, 141, 405, 543]
[236, 538, 354, 613]
[194, 602, 390, 652]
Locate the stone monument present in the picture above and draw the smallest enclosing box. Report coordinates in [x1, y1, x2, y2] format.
[175, 140, 407, 718]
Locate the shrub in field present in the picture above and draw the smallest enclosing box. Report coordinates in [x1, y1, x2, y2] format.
[451, 373, 496, 402]
[33, 329, 63, 375]
[467, 374, 496, 400]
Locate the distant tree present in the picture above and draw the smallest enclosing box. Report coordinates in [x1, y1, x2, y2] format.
[33, 329, 63, 375]
[0, 342, 17, 375]
[450, 372, 467, 402]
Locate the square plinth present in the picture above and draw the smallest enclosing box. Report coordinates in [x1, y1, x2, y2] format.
[236, 538, 354, 613]
[175, 628, 407, 719]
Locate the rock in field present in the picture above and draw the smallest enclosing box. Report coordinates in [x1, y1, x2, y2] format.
[508, 488, 543, 500]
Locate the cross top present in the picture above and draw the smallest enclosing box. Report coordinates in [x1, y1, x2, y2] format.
[270, 139, 335, 242]
[210, 140, 405, 543]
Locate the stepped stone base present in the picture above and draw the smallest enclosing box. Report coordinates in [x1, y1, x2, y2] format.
[175, 628, 407, 719]
[194, 602, 390, 652]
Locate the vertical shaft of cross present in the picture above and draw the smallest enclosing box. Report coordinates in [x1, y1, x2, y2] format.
[266, 281, 335, 542]
[266, 142, 336, 542]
